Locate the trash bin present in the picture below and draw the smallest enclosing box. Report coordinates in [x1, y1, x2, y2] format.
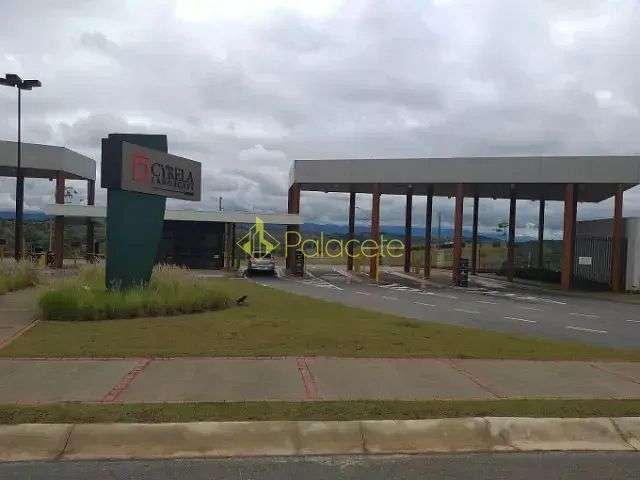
[458, 257, 469, 287]
[294, 250, 305, 277]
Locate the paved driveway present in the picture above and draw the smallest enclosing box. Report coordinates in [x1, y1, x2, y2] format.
[249, 266, 640, 349]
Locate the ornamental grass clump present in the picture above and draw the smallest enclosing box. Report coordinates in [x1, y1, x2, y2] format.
[39, 264, 229, 321]
[0, 260, 40, 295]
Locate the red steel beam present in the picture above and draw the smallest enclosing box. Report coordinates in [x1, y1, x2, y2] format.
[52, 171, 65, 268]
[537, 199, 545, 269]
[347, 191, 356, 271]
[370, 184, 381, 281]
[611, 184, 624, 292]
[86, 179, 95, 259]
[507, 187, 516, 282]
[471, 194, 479, 275]
[424, 185, 433, 279]
[452, 183, 464, 286]
[286, 183, 301, 273]
[403, 186, 413, 273]
[561, 183, 577, 290]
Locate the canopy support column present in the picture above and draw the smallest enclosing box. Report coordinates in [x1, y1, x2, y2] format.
[452, 183, 464, 286]
[471, 194, 479, 275]
[286, 183, 300, 273]
[347, 191, 356, 271]
[224, 222, 233, 271]
[561, 183, 577, 290]
[424, 186, 433, 279]
[370, 184, 381, 282]
[611, 184, 624, 292]
[403, 187, 413, 273]
[86, 179, 95, 261]
[537, 199, 545, 269]
[507, 187, 517, 282]
[52, 171, 65, 268]
[231, 223, 237, 269]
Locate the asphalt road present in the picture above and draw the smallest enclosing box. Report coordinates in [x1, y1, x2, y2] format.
[248, 266, 640, 349]
[3, 453, 640, 479]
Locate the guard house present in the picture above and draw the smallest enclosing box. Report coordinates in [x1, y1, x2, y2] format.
[287, 155, 640, 291]
[44, 204, 302, 269]
[0, 139, 96, 266]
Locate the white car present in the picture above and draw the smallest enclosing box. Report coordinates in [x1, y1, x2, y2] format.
[247, 252, 276, 275]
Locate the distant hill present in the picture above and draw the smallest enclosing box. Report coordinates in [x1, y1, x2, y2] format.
[0, 210, 49, 221]
[0, 210, 536, 242]
[301, 222, 535, 242]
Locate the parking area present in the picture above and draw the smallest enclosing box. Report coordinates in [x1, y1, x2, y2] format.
[248, 266, 640, 350]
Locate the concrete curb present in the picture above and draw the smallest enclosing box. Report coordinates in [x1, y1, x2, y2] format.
[1, 417, 639, 462]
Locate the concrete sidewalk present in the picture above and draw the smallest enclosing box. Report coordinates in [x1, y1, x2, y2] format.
[0, 288, 39, 348]
[3, 357, 640, 404]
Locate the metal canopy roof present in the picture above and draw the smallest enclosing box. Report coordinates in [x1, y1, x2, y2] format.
[43, 204, 303, 226]
[0, 140, 96, 181]
[291, 156, 640, 202]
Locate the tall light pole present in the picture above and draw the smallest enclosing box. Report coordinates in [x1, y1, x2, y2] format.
[0, 74, 42, 260]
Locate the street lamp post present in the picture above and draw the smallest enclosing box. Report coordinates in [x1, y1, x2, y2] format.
[0, 74, 42, 260]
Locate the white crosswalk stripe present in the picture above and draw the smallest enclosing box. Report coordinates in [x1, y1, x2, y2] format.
[297, 278, 343, 290]
[377, 283, 424, 294]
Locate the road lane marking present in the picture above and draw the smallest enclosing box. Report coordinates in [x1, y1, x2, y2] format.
[566, 325, 608, 334]
[538, 297, 567, 305]
[454, 308, 480, 314]
[626, 320, 640, 323]
[569, 312, 599, 319]
[504, 316, 537, 324]
[421, 291, 459, 300]
[382, 295, 398, 301]
[355, 291, 371, 296]
[305, 271, 344, 290]
[378, 283, 422, 294]
[517, 306, 543, 311]
[414, 301, 436, 307]
[297, 279, 344, 291]
[476, 300, 498, 305]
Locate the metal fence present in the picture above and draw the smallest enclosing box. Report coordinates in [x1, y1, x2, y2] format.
[573, 236, 626, 289]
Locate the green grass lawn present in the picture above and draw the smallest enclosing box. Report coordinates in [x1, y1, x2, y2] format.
[3, 278, 640, 360]
[2, 399, 640, 424]
[38, 265, 228, 321]
[0, 260, 40, 295]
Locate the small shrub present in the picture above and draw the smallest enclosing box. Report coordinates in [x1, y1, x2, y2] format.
[38, 288, 81, 321]
[0, 260, 40, 295]
[38, 265, 229, 321]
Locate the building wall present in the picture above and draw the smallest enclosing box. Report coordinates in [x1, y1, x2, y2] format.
[576, 218, 640, 291]
[156, 220, 224, 269]
[625, 219, 640, 292]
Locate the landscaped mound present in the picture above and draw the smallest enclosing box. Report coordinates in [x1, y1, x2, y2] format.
[0, 260, 40, 295]
[39, 265, 229, 321]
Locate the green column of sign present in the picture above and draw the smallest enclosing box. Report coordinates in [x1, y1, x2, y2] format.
[105, 189, 166, 289]
[104, 134, 168, 290]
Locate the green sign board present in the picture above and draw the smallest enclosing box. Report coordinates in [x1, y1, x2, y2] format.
[101, 134, 201, 289]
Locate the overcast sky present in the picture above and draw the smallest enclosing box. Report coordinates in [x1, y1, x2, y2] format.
[1, 0, 640, 237]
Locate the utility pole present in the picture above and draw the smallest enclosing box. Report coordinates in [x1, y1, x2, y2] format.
[0, 74, 42, 260]
[437, 211, 442, 245]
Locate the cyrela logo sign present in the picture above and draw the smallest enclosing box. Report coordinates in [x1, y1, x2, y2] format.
[131, 151, 196, 195]
[121, 142, 201, 201]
